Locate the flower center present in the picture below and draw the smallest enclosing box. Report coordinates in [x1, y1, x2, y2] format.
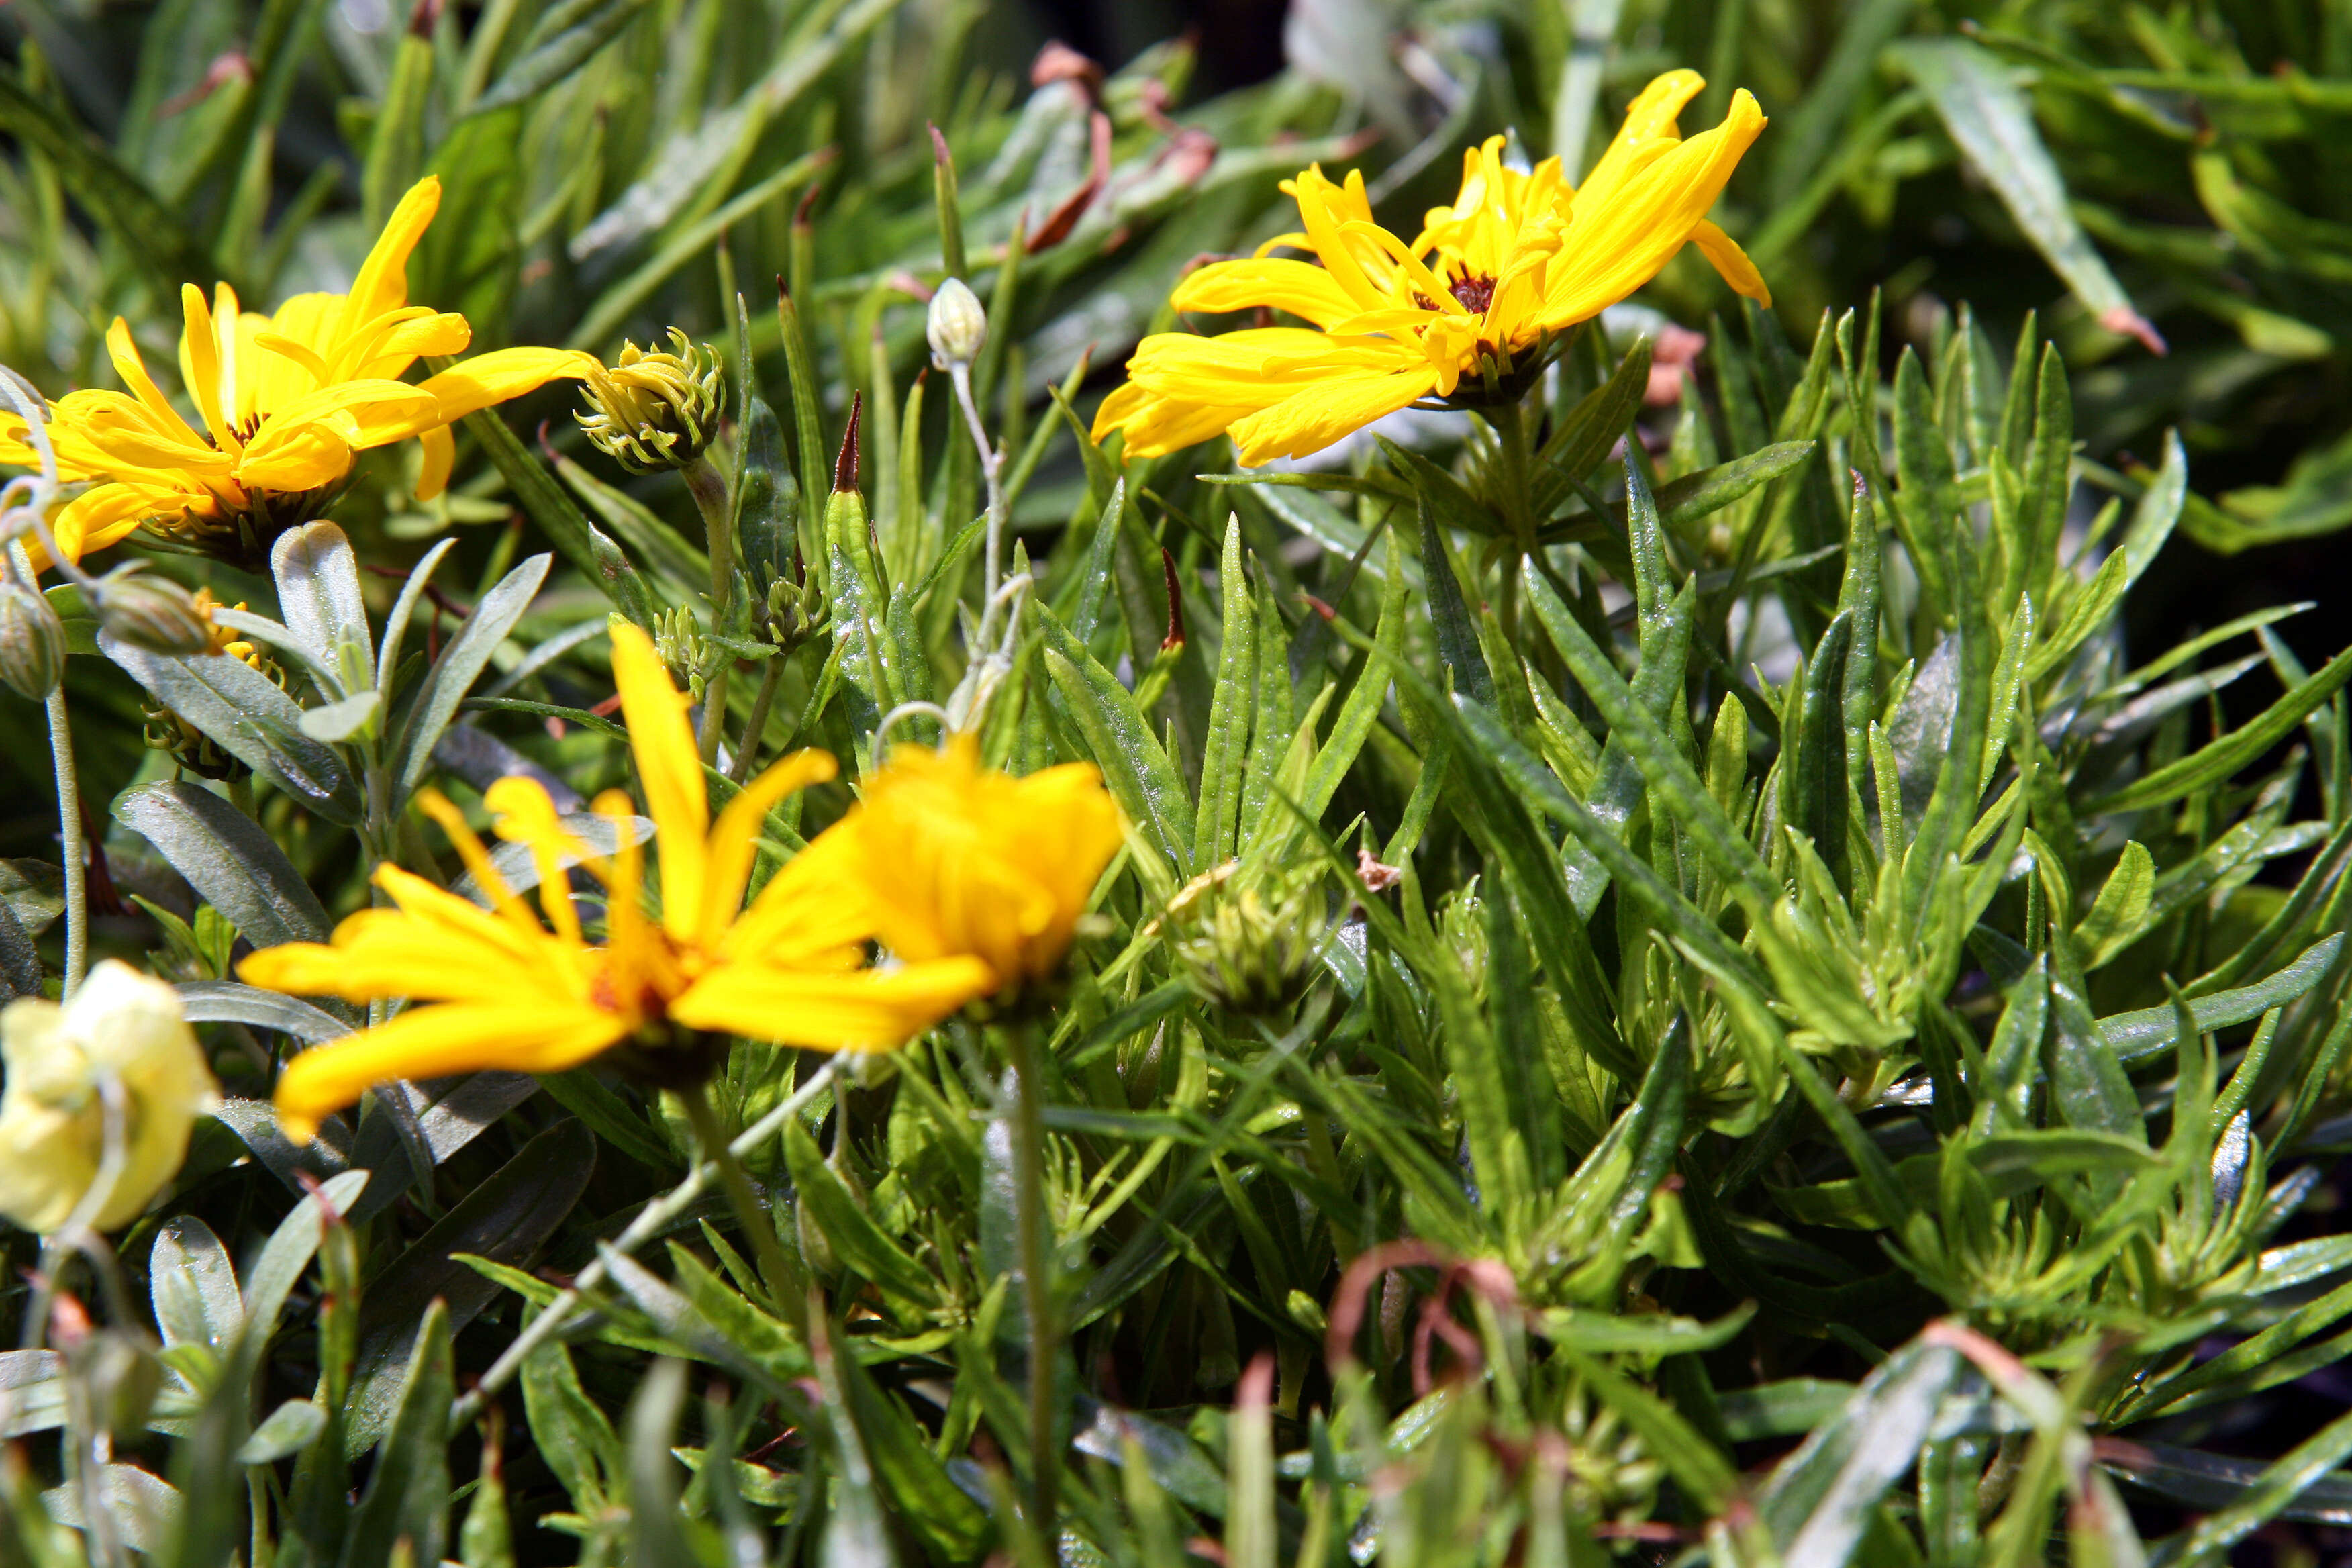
[1448, 272, 1496, 315]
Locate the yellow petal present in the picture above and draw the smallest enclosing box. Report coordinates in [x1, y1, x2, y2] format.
[417, 348, 600, 424]
[40, 483, 181, 568]
[1225, 367, 1438, 465]
[671, 957, 994, 1050]
[246, 294, 340, 415]
[1170, 258, 1365, 329]
[1541, 89, 1767, 330]
[698, 750, 836, 947]
[338, 177, 440, 350]
[416, 424, 456, 501]
[1689, 219, 1771, 305]
[609, 621, 708, 941]
[273, 1001, 625, 1143]
[104, 317, 202, 446]
[1578, 69, 1706, 201]
[175, 284, 240, 456]
[486, 776, 588, 943]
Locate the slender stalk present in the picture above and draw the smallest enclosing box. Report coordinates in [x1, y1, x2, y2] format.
[949, 361, 1008, 648]
[46, 680, 85, 997]
[728, 653, 787, 783]
[678, 1078, 799, 1314]
[1489, 401, 1536, 653]
[1002, 1015, 1060, 1532]
[683, 454, 736, 761]
[449, 1062, 834, 1430]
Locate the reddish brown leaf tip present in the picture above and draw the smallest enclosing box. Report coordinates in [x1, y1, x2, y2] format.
[833, 392, 863, 494]
[1159, 546, 1185, 650]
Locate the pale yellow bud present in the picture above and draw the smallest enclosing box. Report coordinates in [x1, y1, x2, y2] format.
[0, 962, 219, 1234]
[926, 277, 988, 369]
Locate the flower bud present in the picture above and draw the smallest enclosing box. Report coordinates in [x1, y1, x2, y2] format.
[0, 577, 65, 699]
[575, 328, 728, 474]
[0, 961, 219, 1234]
[926, 277, 988, 369]
[1167, 863, 1328, 1016]
[94, 569, 213, 656]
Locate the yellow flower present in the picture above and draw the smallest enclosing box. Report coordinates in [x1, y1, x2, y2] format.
[1092, 70, 1768, 465]
[816, 735, 1122, 993]
[0, 177, 597, 568]
[0, 961, 219, 1234]
[238, 621, 992, 1142]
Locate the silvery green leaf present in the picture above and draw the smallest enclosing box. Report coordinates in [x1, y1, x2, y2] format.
[298, 689, 381, 742]
[1761, 1340, 1969, 1565]
[102, 636, 363, 824]
[241, 1167, 371, 1338]
[1893, 38, 2159, 350]
[41, 1465, 179, 1555]
[450, 810, 654, 904]
[377, 537, 457, 693]
[389, 552, 550, 805]
[213, 1097, 356, 1195]
[206, 608, 344, 696]
[346, 1071, 545, 1223]
[433, 723, 585, 812]
[238, 1399, 327, 1464]
[177, 981, 350, 1043]
[150, 1215, 242, 1355]
[114, 781, 332, 948]
[270, 521, 373, 675]
[0, 1350, 64, 1438]
[344, 1120, 594, 1453]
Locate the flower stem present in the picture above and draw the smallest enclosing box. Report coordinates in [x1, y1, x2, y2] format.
[450, 1063, 834, 1430]
[45, 679, 85, 998]
[1002, 1015, 1060, 1532]
[683, 454, 736, 762]
[729, 653, 786, 784]
[677, 1078, 799, 1316]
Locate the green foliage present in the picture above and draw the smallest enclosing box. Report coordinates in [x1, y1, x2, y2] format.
[3, 0, 2351, 1565]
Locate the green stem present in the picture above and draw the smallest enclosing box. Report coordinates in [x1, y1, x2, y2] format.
[45, 680, 85, 997]
[1003, 1016, 1060, 1532]
[729, 652, 787, 784]
[678, 1079, 799, 1316]
[684, 454, 736, 762]
[1488, 401, 1536, 653]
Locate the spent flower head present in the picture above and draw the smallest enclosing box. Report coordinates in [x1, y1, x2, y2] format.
[0, 961, 219, 1234]
[575, 329, 728, 474]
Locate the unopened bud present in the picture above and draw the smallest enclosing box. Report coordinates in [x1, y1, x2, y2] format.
[1167, 863, 1328, 1016]
[575, 328, 728, 474]
[0, 577, 66, 699]
[95, 569, 212, 656]
[926, 277, 988, 369]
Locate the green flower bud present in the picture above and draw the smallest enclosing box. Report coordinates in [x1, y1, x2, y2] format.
[1166, 863, 1328, 1016]
[926, 277, 988, 369]
[575, 328, 728, 474]
[0, 577, 66, 700]
[93, 568, 213, 656]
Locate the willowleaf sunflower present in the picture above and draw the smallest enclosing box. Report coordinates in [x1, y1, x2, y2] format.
[1092, 70, 1769, 465]
[240, 622, 992, 1142]
[0, 177, 596, 568]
